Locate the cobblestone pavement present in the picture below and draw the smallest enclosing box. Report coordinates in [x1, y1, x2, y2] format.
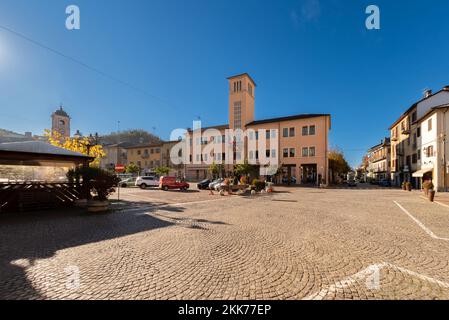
[1, 187, 449, 300]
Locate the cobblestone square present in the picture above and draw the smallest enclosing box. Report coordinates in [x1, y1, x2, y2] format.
[1, 187, 449, 300]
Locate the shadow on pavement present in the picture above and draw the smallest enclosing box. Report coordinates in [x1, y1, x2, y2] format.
[0, 202, 179, 300]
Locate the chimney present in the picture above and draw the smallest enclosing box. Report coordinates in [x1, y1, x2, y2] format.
[424, 89, 432, 98]
[443, 85, 449, 91]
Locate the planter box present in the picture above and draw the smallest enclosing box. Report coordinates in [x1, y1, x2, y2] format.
[87, 200, 109, 213]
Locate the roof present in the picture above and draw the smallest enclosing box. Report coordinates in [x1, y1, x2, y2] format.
[187, 124, 229, 132]
[368, 138, 390, 152]
[389, 87, 449, 130]
[0, 141, 91, 158]
[53, 106, 69, 118]
[246, 114, 330, 126]
[124, 142, 164, 149]
[227, 73, 257, 86]
[416, 103, 449, 123]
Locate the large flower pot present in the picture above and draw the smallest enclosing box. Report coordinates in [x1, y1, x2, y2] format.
[429, 190, 436, 202]
[87, 200, 109, 213]
[74, 199, 88, 208]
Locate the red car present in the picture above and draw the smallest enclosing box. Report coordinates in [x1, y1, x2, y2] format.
[159, 176, 189, 191]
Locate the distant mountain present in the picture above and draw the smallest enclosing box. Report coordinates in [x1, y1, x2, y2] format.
[99, 129, 162, 146]
[0, 129, 33, 143]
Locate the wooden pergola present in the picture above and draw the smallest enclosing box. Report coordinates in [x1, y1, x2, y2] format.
[0, 141, 94, 213]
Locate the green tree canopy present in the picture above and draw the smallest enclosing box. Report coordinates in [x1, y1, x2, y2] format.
[125, 163, 141, 174]
[154, 166, 170, 176]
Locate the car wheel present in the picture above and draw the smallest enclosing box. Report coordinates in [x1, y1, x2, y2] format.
[140, 184, 147, 189]
[163, 186, 169, 191]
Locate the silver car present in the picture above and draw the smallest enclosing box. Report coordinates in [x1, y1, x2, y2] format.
[208, 178, 224, 190]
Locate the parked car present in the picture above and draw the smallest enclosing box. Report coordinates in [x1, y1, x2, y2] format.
[282, 176, 297, 184]
[159, 176, 190, 191]
[378, 180, 391, 187]
[119, 177, 136, 188]
[208, 178, 224, 190]
[347, 179, 357, 187]
[135, 176, 159, 189]
[197, 179, 211, 190]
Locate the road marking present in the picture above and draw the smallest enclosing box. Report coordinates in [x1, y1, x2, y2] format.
[393, 201, 449, 241]
[303, 262, 449, 300]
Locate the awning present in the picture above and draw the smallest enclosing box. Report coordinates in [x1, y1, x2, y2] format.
[412, 168, 433, 178]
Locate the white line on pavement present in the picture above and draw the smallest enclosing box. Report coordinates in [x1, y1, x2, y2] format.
[303, 262, 449, 300]
[393, 201, 449, 241]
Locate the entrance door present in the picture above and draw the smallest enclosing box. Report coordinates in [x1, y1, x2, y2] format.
[301, 164, 318, 184]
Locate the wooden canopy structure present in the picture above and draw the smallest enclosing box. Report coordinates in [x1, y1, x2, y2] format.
[0, 141, 94, 213]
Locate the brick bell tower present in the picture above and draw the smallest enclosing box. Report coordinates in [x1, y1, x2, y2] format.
[51, 106, 71, 138]
[227, 73, 256, 130]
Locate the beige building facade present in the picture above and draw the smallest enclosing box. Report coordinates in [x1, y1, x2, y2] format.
[182, 73, 331, 184]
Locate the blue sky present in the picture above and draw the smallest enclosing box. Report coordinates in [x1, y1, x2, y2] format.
[0, 0, 448, 167]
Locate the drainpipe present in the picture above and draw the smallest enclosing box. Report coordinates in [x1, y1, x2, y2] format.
[443, 109, 448, 191]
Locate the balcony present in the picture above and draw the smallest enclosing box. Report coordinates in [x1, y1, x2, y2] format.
[391, 135, 398, 141]
[401, 126, 410, 135]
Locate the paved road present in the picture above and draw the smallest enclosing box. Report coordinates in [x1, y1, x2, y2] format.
[1, 187, 449, 300]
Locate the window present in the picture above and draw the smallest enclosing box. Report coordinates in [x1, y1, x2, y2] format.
[155, 148, 160, 153]
[283, 128, 289, 138]
[412, 111, 417, 123]
[271, 129, 276, 139]
[417, 127, 421, 137]
[204, 154, 208, 162]
[255, 151, 259, 160]
[248, 83, 253, 96]
[427, 145, 434, 157]
[234, 101, 242, 128]
[137, 161, 141, 167]
[266, 130, 270, 139]
[249, 151, 254, 160]
[222, 135, 225, 143]
[271, 149, 276, 158]
[255, 131, 259, 140]
[309, 125, 316, 135]
[266, 150, 270, 158]
[289, 128, 295, 137]
[417, 150, 421, 160]
[302, 126, 309, 136]
[302, 147, 308, 157]
[283, 148, 289, 158]
[309, 147, 316, 157]
[412, 154, 417, 164]
[428, 119, 432, 131]
[289, 148, 295, 158]
[235, 152, 241, 160]
[248, 131, 254, 140]
[137, 150, 141, 155]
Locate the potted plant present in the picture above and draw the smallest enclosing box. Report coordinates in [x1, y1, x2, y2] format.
[70, 167, 120, 213]
[405, 182, 412, 192]
[425, 181, 436, 202]
[423, 180, 433, 196]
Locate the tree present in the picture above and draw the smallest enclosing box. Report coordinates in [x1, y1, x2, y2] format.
[99, 129, 161, 146]
[208, 162, 224, 179]
[125, 163, 141, 175]
[154, 166, 170, 176]
[233, 160, 257, 179]
[328, 148, 351, 183]
[44, 130, 105, 167]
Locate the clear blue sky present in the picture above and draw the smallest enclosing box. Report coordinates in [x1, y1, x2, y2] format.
[1, 0, 448, 167]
